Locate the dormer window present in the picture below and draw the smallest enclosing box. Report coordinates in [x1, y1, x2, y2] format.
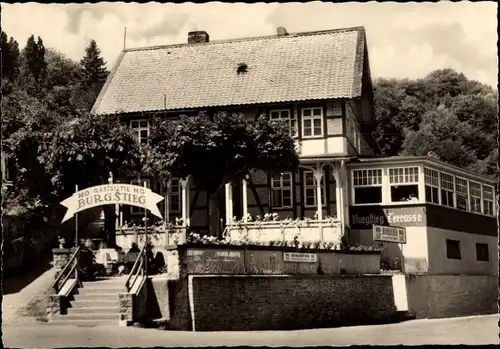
[130, 119, 149, 144]
[237, 63, 248, 74]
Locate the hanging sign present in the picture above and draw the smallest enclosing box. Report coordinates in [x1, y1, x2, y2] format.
[60, 184, 164, 223]
[372, 224, 407, 244]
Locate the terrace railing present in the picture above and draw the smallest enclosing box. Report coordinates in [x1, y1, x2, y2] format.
[52, 246, 80, 294]
[124, 245, 147, 293]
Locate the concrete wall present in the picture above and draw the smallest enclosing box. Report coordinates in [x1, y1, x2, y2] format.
[405, 275, 498, 318]
[189, 275, 396, 331]
[426, 227, 498, 276]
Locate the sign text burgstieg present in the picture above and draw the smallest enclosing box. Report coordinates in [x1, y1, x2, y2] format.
[60, 184, 164, 223]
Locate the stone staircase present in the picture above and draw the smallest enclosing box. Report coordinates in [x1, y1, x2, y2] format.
[52, 276, 127, 326]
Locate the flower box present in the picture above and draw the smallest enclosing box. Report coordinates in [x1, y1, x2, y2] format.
[116, 226, 187, 250]
[225, 219, 341, 244]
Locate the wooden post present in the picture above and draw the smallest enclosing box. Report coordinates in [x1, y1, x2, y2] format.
[75, 184, 79, 281]
[180, 177, 190, 226]
[313, 163, 324, 221]
[225, 182, 233, 223]
[242, 177, 248, 222]
[144, 181, 148, 276]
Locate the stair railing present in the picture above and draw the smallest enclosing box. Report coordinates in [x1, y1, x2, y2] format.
[124, 245, 147, 293]
[52, 246, 81, 294]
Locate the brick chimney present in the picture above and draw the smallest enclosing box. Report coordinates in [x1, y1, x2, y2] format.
[188, 31, 209, 44]
[277, 27, 289, 36]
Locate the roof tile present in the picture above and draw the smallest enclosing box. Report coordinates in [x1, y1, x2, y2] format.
[92, 27, 366, 115]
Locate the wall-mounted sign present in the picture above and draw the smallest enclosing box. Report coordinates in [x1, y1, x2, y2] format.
[349, 205, 426, 229]
[60, 184, 164, 223]
[373, 224, 407, 244]
[283, 252, 317, 263]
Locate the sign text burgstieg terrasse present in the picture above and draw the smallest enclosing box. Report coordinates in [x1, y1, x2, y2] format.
[60, 184, 164, 222]
[351, 211, 423, 226]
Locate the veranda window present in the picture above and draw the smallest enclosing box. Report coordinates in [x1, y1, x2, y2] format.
[424, 168, 439, 204]
[455, 177, 469, 211]
[482, 185, 494, 216]
[301, 107, 323, 138]
[440, 172, 454, 208]
[269, 110, 297, 137]
[389, 167, 419, 202]
[469, 181, 482, 213]
[130, 119, 150, 144]
[303, 170, 326, 207]
[170, 178, 182, 213]
[353, 169, 382, 204]
[271, 172, 293, 208]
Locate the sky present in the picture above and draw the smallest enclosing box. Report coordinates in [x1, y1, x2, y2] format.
[2, 2, 498, 87]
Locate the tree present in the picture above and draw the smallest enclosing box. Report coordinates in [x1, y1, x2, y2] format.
[74, 39, 109, 111]
[37, 113, 143, 245]
[373, 68, 498, 178]
[80, 39, 108, 86]
[1, 31, 20, 82]
[145, 111, 299, 235]
[23, 35, 47, 83]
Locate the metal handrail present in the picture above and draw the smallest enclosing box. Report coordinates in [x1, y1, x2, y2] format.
[52, 246, 81, 294]
[124, 245, 147, 292]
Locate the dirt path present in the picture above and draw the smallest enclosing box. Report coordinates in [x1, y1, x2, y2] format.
[2, 255, 56, 325]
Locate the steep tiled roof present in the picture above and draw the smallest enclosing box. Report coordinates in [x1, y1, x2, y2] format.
[92, 26, 367, 115]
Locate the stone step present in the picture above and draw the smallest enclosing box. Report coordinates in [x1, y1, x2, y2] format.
[70, 300, 118, 308]
[73, 293, 118, 302]
[55, 313, 118, 321]
[67, 306, 119, 314]
[78, 287, 123, 294]
[49, 319, 118, 326]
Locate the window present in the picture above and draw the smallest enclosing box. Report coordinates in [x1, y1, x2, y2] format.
[476, 243, 489, 262]
[130, 179, 151, 214]
[301, 107, 323, 138]
[353, 169, 382, 204]
[469, 181, 482, 213]
[482, 185, 494, 216]
[424, 168, 439, 204]
[455, 177, 469, 211]
[169, 178, 182, 213]
[440, 173, 454, 208]
[389, 167, 419, 202]
[269, 109, 297, 137]
[446, 239, 461, 260]
[271, 172, 293, 208]
[303, 171, 326, 207]
[130, 119, 149, 144]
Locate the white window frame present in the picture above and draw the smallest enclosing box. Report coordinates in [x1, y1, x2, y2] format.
[440, 172, 455, 208]
[169, 178, 182, 213]
[303, 170, 326, 208]
[469, 181, 482, 214]
[270, 172, 293, 209]
[352, 168, 383, 205]
[388, 167, 420, 202]
[454, 176, 469, 211]
[482, 184, 494, 216]
[129, 179, 151, 214]
[269, 109, 297, 138]
[301, 107, 323, 138]
[130, 119, 150, 144]
[424, 167, 439, 204]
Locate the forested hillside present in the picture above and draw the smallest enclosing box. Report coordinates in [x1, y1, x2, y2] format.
[372, 69, 498, 177]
